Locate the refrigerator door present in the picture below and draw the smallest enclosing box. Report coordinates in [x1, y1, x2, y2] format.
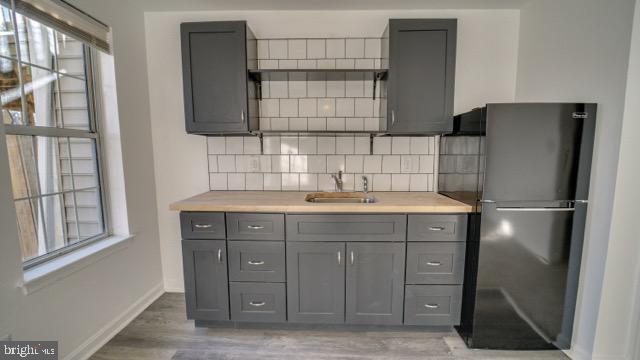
[482, 103, 594, 202]
[471, 201, 585, 350]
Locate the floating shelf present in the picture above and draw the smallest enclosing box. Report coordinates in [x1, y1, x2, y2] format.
[248, 69, 388, 99]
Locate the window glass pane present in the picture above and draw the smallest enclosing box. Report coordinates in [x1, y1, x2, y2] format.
[1, 58, 24, 125]
[0, 6, 17, 59]
[56, 33, 85, 79]
[58, 74, 89, 130]
[14, 13, 57, 70]
[71, 189, 104, 241]
[20, 63, 63, 127]
[16, 194, 68, 262]
[6, 134, 40, 199]
[59, 137, 98, 190]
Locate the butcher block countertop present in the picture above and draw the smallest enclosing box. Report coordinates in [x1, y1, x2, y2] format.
[169, 191, 473, 213]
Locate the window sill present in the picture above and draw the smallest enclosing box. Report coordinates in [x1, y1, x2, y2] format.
[19, 234, 135, 295]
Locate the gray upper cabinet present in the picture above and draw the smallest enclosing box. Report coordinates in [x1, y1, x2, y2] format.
[287, 242, 345, 323]
[346, 243, 406, 325]
[384, 19, 457, 134]
[180, 21, 258, 134]
[182, 240, 229, 320]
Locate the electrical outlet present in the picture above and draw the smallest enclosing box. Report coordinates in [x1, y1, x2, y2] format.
[401, 157, 413, 172]
[249, 156, 261, 172]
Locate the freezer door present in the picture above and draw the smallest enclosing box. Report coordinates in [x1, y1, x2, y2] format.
[471, 201, 584, 350]
[482, 103, 595, 201]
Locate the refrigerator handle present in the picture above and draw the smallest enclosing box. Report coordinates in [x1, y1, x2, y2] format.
[495, 207, 575, 212]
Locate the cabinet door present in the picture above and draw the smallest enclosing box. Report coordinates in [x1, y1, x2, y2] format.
[286, 242, 345, 323]
[387, 19, 456, 134]
[181, 21, 249, 134]
[182, 240, 229, 320]
[346, 242, 406, 325]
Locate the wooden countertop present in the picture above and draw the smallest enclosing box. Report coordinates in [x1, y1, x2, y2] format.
[169, 191, 472, 213]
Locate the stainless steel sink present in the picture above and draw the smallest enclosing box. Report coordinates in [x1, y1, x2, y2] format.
[304, 192, 377, 204]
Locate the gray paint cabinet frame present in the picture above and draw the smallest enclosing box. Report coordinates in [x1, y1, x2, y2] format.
[182, 240, 229, 320]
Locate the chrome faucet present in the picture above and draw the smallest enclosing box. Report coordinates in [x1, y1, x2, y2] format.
[330, 170, 343, 192]
[362, 175, 369, 194]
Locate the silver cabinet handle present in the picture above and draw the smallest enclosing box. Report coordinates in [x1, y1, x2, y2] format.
[426, 261, 442, 266]
[247, 260, 264, 265]
[350, 251, 355, 265]
[241, 110, 246, 125]
[337, 251, 341, 265]
[424, 303, 439, 309]
[217, 248, 222, 263]
[428, 226, 445, 231]
[247, 225, 265, 230]
[391, 110, 396, 125]
[194, 224, 212, 229]
[249, 301, 265, 307]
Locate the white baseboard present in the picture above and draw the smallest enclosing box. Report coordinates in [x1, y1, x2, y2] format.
[163, 287, 184, 293]
[569, 345, 630, 360]
[64, 282, 164, 360]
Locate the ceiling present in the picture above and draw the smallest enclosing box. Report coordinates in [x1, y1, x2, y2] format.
[135, 0, 534, 11]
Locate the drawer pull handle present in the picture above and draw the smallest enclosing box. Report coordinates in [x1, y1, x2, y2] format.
[247, 225, 265, 230]
[248, 260, 265, 266]
[217, 248, 222, 263]
[428, 226, 445, 231]
[337, 251, 341, 265]
[249, 301, 266, 307]
[424, 303, 439, 309]
[350, 251, 355, 265]
[426, 261, 442, 266]
[194, 224, 212, 229]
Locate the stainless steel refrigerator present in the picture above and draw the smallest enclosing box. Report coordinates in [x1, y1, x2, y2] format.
[440, 103, 596, 350]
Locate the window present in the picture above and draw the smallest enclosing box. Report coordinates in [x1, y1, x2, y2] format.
[1, 4, 108, 267]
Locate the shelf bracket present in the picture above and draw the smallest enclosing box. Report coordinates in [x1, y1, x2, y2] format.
[259, 133, 264, 155]
[369, 133, 375, 155]
[372, 75, 377, 100]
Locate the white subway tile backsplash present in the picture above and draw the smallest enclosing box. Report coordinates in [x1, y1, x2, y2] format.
[326, 39, 345, 58]
[382, 155, 401, 173]
[326, 118, 346, 131]
[228, 173, 246, 190]
[299, 136, 317, 154]
[282, 173, 300, 190]
[373, 137, 391, 154]
[209, 37, 438, 192]
[363, 155, 382, 173]
[264, 173, 282, 190]
[280, 99, 298, 117]
[263, 136, 281, 154]
[336, 136, 355, 154]
[218, 155, 236, 172]
[346, 39, 365, 58]
[299, 99, 317, 117]
[346, 155, 364, 173]
[317, 137, 336, 154]
[307, 39, 325, 59]
[336, 98, 355, 117]
[280, 136, 298, 154]
[225, 137, 244, 154]
[392, 137, 411, 154]
[299, 173, 318, 191]
[365, 38, 381, 59]
[288, 39, 306, 59]
[317, 98, 336, 117]
[246, 173, 264, 190]
[269, 40, 287, 59]
[244, 137, 261, 154]
[208, 137, 226, 154]
[373, 174, 391, 191]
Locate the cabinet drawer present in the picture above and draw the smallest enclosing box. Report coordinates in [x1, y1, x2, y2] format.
[407, 214, 467, 242]
[406, 243, 465, 284]
[180, 212, 226, 239]
[228, 241, 285, 282]
[404, 285, 462, 326]
[286, 214, 406, 242]
[227, 213, 285, 241]
[229, 282, 286, 322]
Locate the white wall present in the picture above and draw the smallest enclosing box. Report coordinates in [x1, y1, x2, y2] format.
[592, 0, 640, 358]
[515, 0, 637, 359]
[143, 9, 521, 291]
[0, 1, 165, 358]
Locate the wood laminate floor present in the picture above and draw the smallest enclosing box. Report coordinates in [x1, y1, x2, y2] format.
[91, 293, 568, 360]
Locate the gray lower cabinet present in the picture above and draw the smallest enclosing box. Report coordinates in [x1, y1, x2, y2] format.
[406, 242, 466, 285]
[286, 242, 345, 323]
[228, 241, 285, 282]
[229, 282, 286, 322]
[346, 242, 406, 325]
[286, 214, 406, 242]
[182, 240, 229, 320]
[404, 285, 463, 326]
